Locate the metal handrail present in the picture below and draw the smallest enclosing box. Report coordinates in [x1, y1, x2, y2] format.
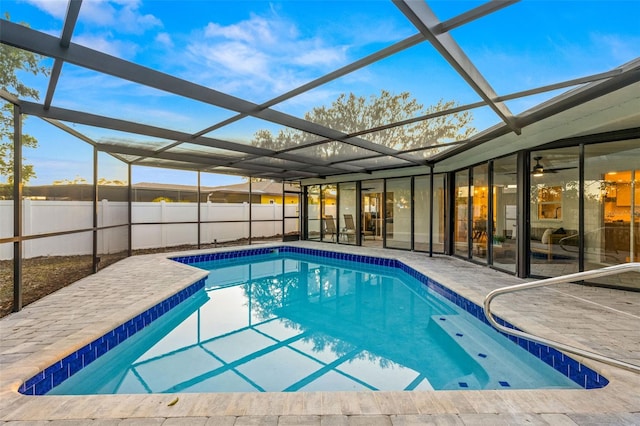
[484, 263, 640, 373]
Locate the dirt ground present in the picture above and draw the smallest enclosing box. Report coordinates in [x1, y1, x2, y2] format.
[0, 253, 122, 318]
[0, 238, 282, 318]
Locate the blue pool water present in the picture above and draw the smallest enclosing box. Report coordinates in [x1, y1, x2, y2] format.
[44, 250, 586, 394]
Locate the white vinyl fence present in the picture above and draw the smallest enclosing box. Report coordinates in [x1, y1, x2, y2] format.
[0, 200, 298, 260]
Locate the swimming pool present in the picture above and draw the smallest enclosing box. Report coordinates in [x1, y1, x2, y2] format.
[21, 246, 607, 395]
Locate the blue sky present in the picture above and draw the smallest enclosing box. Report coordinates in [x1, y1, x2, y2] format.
[3, 0, 640, 185]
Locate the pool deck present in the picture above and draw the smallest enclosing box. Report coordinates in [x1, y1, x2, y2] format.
[1, 241, 639, 425]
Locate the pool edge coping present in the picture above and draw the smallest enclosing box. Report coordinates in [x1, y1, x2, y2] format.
[1, 242, 639, 420]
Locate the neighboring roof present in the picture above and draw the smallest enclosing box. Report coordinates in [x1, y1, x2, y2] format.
[204, 181, 300, 194]
[1, 1, 638, 181]
[133, 181, 300, 195]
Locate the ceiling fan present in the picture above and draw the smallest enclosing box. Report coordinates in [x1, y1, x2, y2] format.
[531, 156, 577, 177]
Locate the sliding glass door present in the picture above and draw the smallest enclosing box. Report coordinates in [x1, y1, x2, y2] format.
[471, 164, 489, 263]
[306, 185, 321, 241]
[321, 184, 337, 242]
[338, 182, 357, 245]
[385, 177, 412, 249]
[584, 140, 639, 290]
[492, 155, 518, 273]
[529, 148, 579, 277]
[454, 170, 470, 257]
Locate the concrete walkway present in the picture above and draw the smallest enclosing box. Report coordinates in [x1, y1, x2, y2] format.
[1, 242, 639, 425]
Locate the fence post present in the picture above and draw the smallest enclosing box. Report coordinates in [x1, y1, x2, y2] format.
[101, 199, 109, 254]
[273, 202, 277, 237]
[244, 202, 249, 243]
[23, 198, 32, 259]
[161, 200, 167, 248]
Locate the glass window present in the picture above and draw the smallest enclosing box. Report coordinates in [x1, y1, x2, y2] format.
[584, 140, 639, 290]
[361, 180, 384, 248]
[414, 175, 430, 252]
[432, 174, 446, 253]
[492, 155, 518, 273]
[385, 177, 412, 250]
[283, 182, 301, 242]
[306, 185, 321, 241]
[321, 184, 337, 242]
[454, 170, 470, 257]
[471, 164, 489, 263]
[338, 182, 357, 245]
[529, 148, 579, 276]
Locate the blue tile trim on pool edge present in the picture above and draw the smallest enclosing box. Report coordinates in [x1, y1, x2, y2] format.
[18, 278, 206, 396]
[19, 246, 607, 395]
[173, 246, 609, 390]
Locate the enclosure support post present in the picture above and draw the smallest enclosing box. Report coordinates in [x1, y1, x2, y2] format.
[13, 104, 23, 312]
[248, 179, 252, 245]
[410, 176, 415, 251]
[578, 144, 585, 273]
[428, 165, 434, 257]
[197, 171, 201, 249]
[487, 160, 494, 266]
[631, 169, 636, 262]
[92, 147, 98, 273]
[517, 151, 529, 278]
[127, 163, 132, 257]
[355, 181, 362, 246]
[467, 168, 474, 258]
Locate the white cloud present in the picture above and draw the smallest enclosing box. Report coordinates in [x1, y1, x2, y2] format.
[590, 32, 640, 64]
[186, 13, 350, 100]
[73, 34, 139, 59]
[189, 41, 269, 76]
[23, 0, 67, 19]
[204, 15, 283, 45]
[26, 0, 162, 35]
[155, 32, 173, 48]
[293, 46, 348, 67]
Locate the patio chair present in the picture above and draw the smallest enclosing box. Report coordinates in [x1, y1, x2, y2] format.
[324, 215, 337, 241]
[344, 214, 374, 242]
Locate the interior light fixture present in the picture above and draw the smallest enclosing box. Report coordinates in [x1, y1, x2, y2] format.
[532, 156, 544, 177]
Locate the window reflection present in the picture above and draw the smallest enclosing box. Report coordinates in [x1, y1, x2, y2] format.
[584, 140, 639, 290]
[471, 164, 488, 264]
[386, 177, 412, 250]
[338, 182, 356, 244]
[321, 185, 337, 242]
[492, 155, 518, 273]
[414, 175, 430, 252]
[361, 180, 384, 248]
[454, 170, 469, 257]
[306, 185, 321, 241]
[529, 148, 579, 277]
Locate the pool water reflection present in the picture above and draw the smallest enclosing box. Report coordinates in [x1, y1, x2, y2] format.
[49, 253, 580, 394]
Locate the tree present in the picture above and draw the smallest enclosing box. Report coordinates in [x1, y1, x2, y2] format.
[0, 14, 50, 184]
[251, 90, 475, 160]
[52, 175, 89, 185]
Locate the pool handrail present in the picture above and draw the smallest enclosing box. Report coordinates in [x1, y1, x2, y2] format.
[483, 262, 640, 374]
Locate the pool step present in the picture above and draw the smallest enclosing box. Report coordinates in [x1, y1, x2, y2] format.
[430, 315, 577, 390]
